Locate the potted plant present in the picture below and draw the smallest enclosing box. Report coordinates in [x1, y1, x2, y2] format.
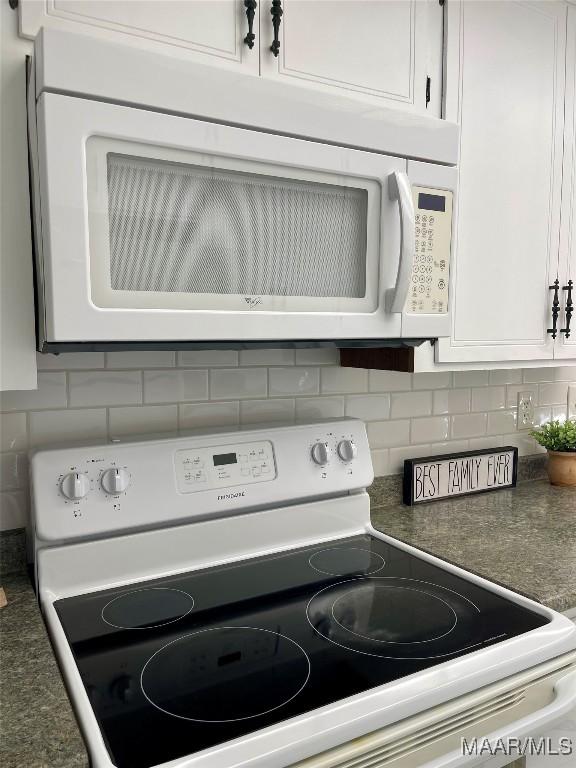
[530, 419, 576, 486]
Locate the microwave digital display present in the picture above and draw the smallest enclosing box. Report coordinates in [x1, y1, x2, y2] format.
[418, 193, 446, 212]
[213, 453, 237, 467]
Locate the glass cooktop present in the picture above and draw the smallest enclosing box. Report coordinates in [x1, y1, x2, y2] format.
[55, 534, 548, 768]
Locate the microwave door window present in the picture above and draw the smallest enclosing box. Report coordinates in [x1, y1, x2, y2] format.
[92, 150, 374, 313]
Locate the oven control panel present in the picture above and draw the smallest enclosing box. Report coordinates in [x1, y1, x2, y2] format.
[31, 419, 373, 542]
[408, 185, 453, 315]
[175, 441, 276, 493]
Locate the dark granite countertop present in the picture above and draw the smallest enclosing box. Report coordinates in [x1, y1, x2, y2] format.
[369, 478, 576, 613]
[0, 473, 574, 768]
[0, 572, 88, 768]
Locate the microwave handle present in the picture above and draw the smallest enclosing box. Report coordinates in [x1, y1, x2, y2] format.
[385, 171, 415, 313]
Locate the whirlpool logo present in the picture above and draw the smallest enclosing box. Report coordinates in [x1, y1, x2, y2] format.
[217, 491, 246, 501]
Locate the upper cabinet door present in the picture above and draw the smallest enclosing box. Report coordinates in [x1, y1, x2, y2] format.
[258, 0, 440, 116]
[437, 1, 567, 364]
[556, 4, 576, 359]
[18, 0, 259, 74]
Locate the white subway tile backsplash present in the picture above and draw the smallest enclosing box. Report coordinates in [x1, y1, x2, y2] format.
[239, 349, 295, 366]
[471, 386, 506, 412]
[210, 368, 267, 400]
[109, 405, 177, 437]
[451, 413, 488, 439]
[453, 371, 490, 387]
[29, 409, 107, 447]
[321, 367, 368, 394]
[144, 370, 208, 404]
[295, 397, 344, 421]
[486, 409, 517, 435]
[433, 389, 471, 415]
[70, 371, 142, 407]
[489, 369, 523, 385]
[106, 351, 175, 369]
[411, 416, 450, 444]
[388, 444, 432, 474]
[0, 490, 29, 530]
[345, 394, 390, 422]
[179, 401, 239, 430]
[269, 367, 319, 397]
[390, 391, 432, 419]
[506, 384, 538, 408]
[501, 432, 544, 456]
[0, 373, 67, 412]
[554, 366, 576, 381]
[240, 399, 295, 424]
[1, 353, 568, 530]
[523, 368, 556, 383]
[538, 382, 569, 406]
[370, 449, 389, 476]
[294, 348, 339, 366]
[0, 453, 27, 491]
[37, 352, 105, 370]
[369, 370, 411, 392]
[468, 436, 504, 450]
[367, 420, 410, 449]
[412, 372, 451, 390]
[178, 350, 239, 367]
[430, 440, 469, 454]
[0, 413, 27, 453]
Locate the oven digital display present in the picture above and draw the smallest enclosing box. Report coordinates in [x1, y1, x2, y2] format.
[418, 193, 446, 212]
[213, 452, 237, 467]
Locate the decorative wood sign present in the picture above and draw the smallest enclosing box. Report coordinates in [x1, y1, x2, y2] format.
[403, 447, 518, 505]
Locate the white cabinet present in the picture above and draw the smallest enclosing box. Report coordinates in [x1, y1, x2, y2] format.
[557, 5, 576, 359]
[18, 0, 259, 75]
[18, 0, 442, 117]
[259, 0, 442, 116]
[0, 1, 36, 391]
[436, 0, 568, 366]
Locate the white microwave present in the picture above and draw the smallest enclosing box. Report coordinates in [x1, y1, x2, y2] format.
[28, 30, 458, 352]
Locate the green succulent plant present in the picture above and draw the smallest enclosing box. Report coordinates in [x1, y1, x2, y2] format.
[530, 419, 576, 452]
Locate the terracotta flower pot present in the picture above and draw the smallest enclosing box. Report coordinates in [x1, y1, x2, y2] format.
[546, 450, 576, 486]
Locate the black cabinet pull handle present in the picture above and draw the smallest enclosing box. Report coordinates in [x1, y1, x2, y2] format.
[548, 279, 560, 339]
[270, 0, 283, 57]
[243, 0, 257, 49]
[561, 279, 574, 339]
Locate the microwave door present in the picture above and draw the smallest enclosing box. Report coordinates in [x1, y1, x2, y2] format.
[35, 92, 408, 346]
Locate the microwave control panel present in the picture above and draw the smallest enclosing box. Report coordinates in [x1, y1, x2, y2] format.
[408, 186, 453, 314]
[175, 440, 276, 493]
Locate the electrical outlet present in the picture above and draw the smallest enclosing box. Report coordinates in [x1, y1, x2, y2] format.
[568, 385, 576, 419]
[517, 391, 535, 430]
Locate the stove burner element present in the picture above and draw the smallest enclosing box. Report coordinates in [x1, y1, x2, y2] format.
[101, 588, 194, 630]
[307, 577, 481, 659]
[309, 547, 385, 576]
[140, 627, 311, 722]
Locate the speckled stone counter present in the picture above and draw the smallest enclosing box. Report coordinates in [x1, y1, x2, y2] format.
[0, 572, 89, 768]
[369, 478, 576, 613]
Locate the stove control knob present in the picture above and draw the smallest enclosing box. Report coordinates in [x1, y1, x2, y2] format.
[311, 442, 330, 466]
[60, 472, 90, 500]
[337, 439, 358, 462]
[101, 468, 130, 495]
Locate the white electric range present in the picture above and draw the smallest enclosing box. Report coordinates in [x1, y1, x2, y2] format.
[30, 419, 576, 768]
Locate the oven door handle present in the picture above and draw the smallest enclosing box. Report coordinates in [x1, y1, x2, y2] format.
[385, 171, 415, 314]
[425, 668, 576, 768]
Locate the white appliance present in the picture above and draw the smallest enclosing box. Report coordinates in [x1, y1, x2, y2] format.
[31, 419, 576, 768]
[27, 29, 458, 352]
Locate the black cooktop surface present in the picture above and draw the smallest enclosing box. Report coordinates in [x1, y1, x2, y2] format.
[55, 534, 548, 768]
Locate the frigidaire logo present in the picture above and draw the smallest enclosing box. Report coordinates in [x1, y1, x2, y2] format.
[217, 491, 246, 501]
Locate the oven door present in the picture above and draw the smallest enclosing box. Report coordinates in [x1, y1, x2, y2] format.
[33, 92, 445, 346]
